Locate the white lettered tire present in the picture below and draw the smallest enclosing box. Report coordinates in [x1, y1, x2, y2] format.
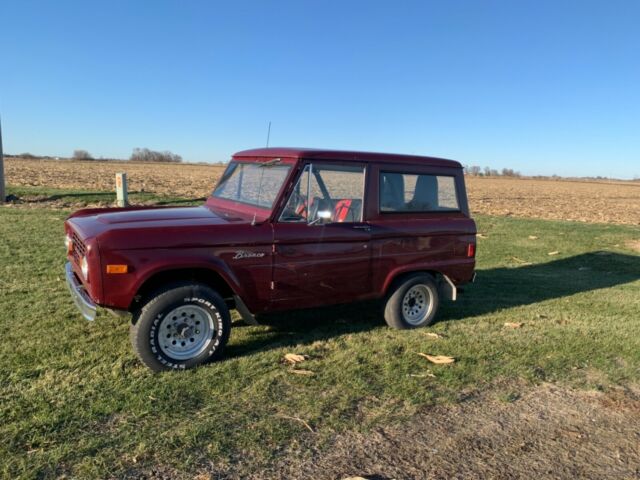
[130, 282, 231, 372]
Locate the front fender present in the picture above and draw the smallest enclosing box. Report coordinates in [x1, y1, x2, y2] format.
[99, 248, 243, 310]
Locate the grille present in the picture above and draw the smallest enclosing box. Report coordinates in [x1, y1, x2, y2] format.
[71, 230, 86, 264]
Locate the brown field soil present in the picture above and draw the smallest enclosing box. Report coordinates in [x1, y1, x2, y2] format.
[127, 382, 640, 479]
[5, 157, 225, 199]
[259, 383, 640, 480]
[467, 176, 640, 225]
[5, 158, 640, 224]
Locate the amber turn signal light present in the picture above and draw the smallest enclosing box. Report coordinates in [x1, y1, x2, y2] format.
[467, 243, 476, 258]
[106, 264, 128, 274]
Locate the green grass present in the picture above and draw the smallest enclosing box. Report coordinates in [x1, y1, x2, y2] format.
[1, 192, 639, 478]
[6, 185, 203, 207]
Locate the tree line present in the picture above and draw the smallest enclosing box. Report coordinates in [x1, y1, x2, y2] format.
[72, 148, 182, 163]
[464, 165, 521, 177]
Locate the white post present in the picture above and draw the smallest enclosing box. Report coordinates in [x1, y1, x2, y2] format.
[0, 117, 5, 203]
[115, 172, 128, 207]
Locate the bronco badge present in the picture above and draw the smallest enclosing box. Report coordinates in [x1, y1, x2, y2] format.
[232, 250, 266, 260]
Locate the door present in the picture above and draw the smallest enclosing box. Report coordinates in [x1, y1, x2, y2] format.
[271, 162, 372, 310]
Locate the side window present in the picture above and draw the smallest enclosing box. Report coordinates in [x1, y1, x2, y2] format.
[280, 164, 365, 223]
[379, 172, 459, 212]
[280, 165, 311, 222]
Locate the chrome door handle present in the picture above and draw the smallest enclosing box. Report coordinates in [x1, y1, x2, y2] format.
[353, 225, 371, 231]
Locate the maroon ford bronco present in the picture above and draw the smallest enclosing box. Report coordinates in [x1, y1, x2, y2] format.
[64, 148, 476, 371]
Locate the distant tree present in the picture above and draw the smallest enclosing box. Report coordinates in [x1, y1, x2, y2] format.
[130, 148, 182, 163]
[501, 168, 521, 177]
[489, 169, 499, 177]
[484, 166, 491, 176]
[19, 152, 37, 159]
[73, 149, 94, 160]
[468, 165, 481, 176]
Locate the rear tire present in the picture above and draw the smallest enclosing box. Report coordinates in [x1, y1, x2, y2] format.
[384, 274, 439, 329]
[130, 282, 231, 372]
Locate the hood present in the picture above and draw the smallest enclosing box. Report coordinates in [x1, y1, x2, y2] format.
[67, 205, 255, 250]
[94, 206, 228, 225]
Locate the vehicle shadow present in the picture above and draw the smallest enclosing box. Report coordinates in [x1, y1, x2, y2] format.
[224, 251, 640, 358]
[444, 251, 640, 321]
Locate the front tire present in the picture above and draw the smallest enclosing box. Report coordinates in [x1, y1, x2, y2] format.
[130, 282, 231, 372]
[384, 274, 439, 329]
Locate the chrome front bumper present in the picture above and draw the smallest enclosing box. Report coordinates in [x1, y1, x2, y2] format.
[65, 262, 97, 321]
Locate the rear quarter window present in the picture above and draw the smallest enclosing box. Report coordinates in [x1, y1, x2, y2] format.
[379, 172, 459, 212]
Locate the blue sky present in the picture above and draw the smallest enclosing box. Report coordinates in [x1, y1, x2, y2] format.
[1, 0, 639, 178]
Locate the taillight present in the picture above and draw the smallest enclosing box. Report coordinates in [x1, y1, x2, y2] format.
[467, 243, 476, 258]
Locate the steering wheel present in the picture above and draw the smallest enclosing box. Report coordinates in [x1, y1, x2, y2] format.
[280, 191, 308, 222]
[293, 192, 308, 218]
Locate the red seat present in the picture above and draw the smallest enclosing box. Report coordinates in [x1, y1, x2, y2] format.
[333, 199, 353, 222]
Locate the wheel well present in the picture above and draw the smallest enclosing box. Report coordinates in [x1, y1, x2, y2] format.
[386, 270, 442, 295]
[130, 268, 235, 312]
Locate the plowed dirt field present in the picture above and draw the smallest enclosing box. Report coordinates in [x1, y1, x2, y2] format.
[5, 158, 640, 224]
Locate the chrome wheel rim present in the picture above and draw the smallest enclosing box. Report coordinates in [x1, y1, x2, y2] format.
[402, 284, 433, 326]
[158, 305, 214, 360]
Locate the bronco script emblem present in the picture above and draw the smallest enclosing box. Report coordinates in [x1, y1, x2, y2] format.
[232, 250, 266, 260]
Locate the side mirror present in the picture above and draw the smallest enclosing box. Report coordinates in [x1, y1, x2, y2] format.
[309, 210, 332, 226]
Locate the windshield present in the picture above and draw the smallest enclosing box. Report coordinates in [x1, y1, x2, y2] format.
[212, 160, 291, 209]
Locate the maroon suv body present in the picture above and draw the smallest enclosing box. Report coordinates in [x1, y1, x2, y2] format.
[65, 148, 476, 371]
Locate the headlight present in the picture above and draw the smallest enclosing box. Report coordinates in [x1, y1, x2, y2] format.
[80, 256, 89, 279]
[65, 234, 73, 253]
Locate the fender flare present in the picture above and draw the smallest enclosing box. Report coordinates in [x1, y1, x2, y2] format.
[131, 258, 243, 303]
[382, 267, 457, 301]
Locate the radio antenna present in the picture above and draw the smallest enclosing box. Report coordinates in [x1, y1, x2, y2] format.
[266, 121, 271, 147]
